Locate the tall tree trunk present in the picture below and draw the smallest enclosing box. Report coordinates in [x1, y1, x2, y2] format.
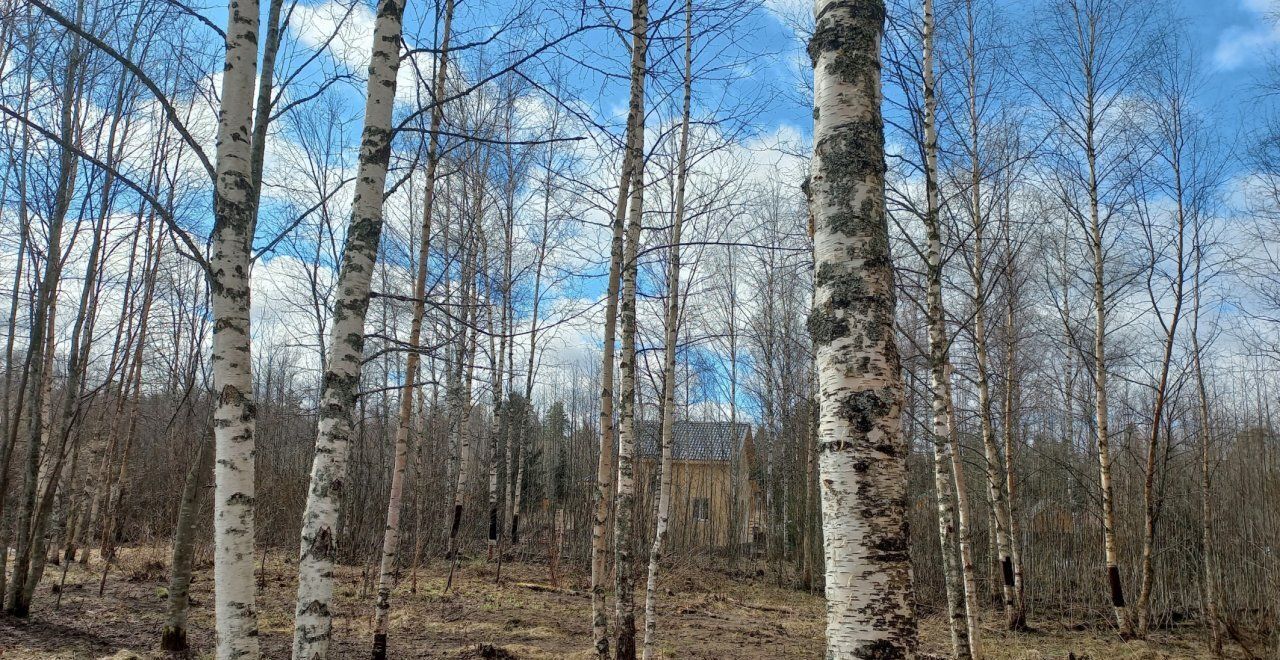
[593, 0, 647, 654]
[205, 0, 269, 649]
[945, 368, 983, 659]
[960, 0, 1020, 626]
[641, 5, 690, 654]
[922, 0, 978, 652]
[590, 80, 633, 660]
[445, 162, 485, 582]
[1000, 200, 1027, 623]
[1135, 87, 1192, 635]
[5, 9, 82, 612]
[0, 48, 33, 596]
[809, 0, 918, 656]
[613, 0, 648, 651]
[95, 216, 162, 597]
[292, 0, 406, 654]
[1086, 102, 1131, 639]
[1190, 239, 1222, 656]
[370, 3, 451, 654]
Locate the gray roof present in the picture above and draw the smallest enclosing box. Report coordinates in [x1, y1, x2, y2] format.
[636, 420, 750, 462]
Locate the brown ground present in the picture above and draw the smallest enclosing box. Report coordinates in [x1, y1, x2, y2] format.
[0, 546, 1244, 658]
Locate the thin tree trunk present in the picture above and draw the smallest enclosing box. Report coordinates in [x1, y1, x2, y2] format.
[1135, 116, 1189, 638]
[5, 10, 83, 612]
[945, 368, 983, 659]
[162, 433, 214, 652]
[641, 4, 690, 654]
[1190, 239, 1222, 656]
[1000, 211, 1027, 624]
[960, 0, 1020, 626]
[809, 0, 918, 656]
[613, 0, 648, 651]
[95, 216, 162, 597]
[922, 0, 977, 652]
[445, 164, 485, 590]
[592, 1, 647, 654]
[1087, 104, 1131, 639]
[369, 3, 451, 654]
[292, 0, 406, 654]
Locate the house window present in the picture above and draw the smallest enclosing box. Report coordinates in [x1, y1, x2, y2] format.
[693, 497, 710, 522]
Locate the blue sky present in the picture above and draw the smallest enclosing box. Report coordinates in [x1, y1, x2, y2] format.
[1179, 0, 1276, 126]
[744, 0, 1280, 144]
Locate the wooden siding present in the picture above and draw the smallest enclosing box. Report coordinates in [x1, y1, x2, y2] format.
[635, 458, 756, 549]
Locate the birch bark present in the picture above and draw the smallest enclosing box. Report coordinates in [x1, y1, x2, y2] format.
[613, 1, 648, 652]
[921, 0, 979, 652]
[958, 0, 1021, 628]
[208, 0, 265, 652]
[593, 0, 647, 654]
[641, 4, 690, 654]
[293, 0, 406, 655]
[1087, 106, 1131, 639]
[809, 0, 918, 656]
[370, 3, 451, 654]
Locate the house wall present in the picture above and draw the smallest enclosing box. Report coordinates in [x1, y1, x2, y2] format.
[636, 459, 754, 549]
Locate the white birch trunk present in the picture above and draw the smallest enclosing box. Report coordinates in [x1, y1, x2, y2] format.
[1087, 117, 1131, 639]
[208, 0, 264, 652]
[370, 4, 450, 654]
[601, 2, 647, 657]
[613, 1, 647, 648]
[590, 152, 629, 660]
[920, 0, 975, 653]
[293, 1, 405, 655]
[959, 0, 1021, 626]
[641, 5, 690, 653]
[810, 1, 918, 656]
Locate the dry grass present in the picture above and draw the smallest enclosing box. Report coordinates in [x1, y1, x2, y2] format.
[0, 546, 1246, 658]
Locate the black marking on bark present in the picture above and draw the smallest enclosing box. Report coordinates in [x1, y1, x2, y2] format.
[372, 633, 388, 660]
[836, 389, 891, 433]
[488, 508, 498, 541]
[807, 0, 886, 67]
[299, 599, 330, 617]
[511, 514, 520, 544]
[1002, 557, 1015, 587]
[807, 307, 849, 345]
[853, 635, 905, 658]
[816, 121, 887, 185]
[450, 504, 462, 537]
[1108, 565, 1125, 607]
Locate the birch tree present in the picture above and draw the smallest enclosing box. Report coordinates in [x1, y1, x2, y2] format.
[809, 0, 918, 656]
[370, 2, 452, 654]
[952, 0, 1023, 630]
[919, 0, 978, 653]
[1024, 0, 1153, 635]
[593, 0, 648, 653]
[613, 1, 648, 654]
[293, 0, 407, 654]
[641, 2, 691, 655]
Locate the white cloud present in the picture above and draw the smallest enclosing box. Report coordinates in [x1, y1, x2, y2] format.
[1213, 1, 1280, 70]
[290, 0, 442, 104]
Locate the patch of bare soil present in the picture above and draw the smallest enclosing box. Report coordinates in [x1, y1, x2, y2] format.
[0, 547, 1245, 658]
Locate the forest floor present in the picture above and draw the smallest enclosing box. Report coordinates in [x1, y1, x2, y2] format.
[0, 545, 1248, 659]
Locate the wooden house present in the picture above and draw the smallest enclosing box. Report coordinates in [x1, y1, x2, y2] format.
[635, 420, 758, 550]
